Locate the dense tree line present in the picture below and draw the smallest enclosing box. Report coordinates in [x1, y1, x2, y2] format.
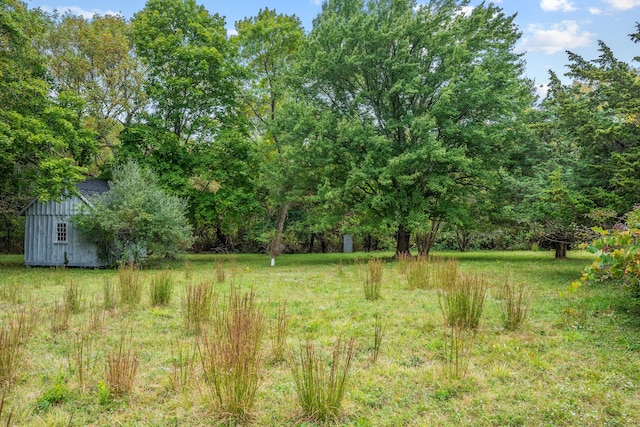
[1, 0, 638, 259]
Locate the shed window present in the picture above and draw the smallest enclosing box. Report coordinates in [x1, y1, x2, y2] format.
[56, 222, 68, 243]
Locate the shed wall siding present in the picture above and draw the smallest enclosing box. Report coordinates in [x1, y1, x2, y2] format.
[23, 196, 105, 267]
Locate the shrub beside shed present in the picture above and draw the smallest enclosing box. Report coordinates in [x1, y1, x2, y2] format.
[18, 180, 109, 268]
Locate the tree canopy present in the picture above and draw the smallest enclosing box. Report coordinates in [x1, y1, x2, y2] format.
[4, 0, 640, 260]
[295, 0, 533, 255]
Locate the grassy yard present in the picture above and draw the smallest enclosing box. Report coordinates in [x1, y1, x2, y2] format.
[1, 250, 639, 426]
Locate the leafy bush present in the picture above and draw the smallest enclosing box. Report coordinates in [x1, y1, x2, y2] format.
[575, 207, 640, 296]
[73, 161, 193, 266]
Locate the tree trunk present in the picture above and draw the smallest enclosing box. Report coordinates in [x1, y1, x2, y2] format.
[455, 227, 471, 252]
[417, 219, 442, 257]
[307, 233, 315, 254]
[270, 203, 289, 265]
[395, 225, 411, 257]
[216, 226, 231, 251]
[555, 242, 568, 259]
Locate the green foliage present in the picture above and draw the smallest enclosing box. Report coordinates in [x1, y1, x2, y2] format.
[235, 8, 305, 259]
[35, 375, 69, 412]
[0, 0, 95, 205]
[298, 0, 533, 254]
[575, 207, 640, 296]
[547, 33, 640, 215]
[73, 161, 194, 265]
[44, 12, 146, 157]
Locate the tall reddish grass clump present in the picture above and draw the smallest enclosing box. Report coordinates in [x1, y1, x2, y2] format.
[104, 332, 139, 398]
[198, 286, 264, 423]
[0, 307, 35, 389]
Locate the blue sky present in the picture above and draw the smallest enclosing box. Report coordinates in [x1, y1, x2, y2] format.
[27, 0, 640, 97]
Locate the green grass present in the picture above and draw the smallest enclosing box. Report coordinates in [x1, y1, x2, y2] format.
[1, 250, 640, 425]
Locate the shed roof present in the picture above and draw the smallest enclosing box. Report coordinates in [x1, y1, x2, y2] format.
[76, 179, 110, 198]
[18, 179, 110, 216]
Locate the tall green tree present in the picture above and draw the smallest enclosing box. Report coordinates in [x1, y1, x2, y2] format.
[234, 8, 305, 263]
[548, 32, 640, 215]
[125, 0, 256, 251]
[131, 0, 236, 141]
[45, 13, 147, 164]
[298, 0, 532, 255]
[1, 0, 96, 250]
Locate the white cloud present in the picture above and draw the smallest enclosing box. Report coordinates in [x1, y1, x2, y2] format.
[540, 0, 577, 12]
[516, 21, 594, 54]
[535, 84, 550, 100]
[603, 0, 640, 10]
[588, 7, 603, 14]
[458, 6, 474, 17]
[311, 0, 322, 5]
[39, 5, 121, 18]
[227, 29, 238, 37]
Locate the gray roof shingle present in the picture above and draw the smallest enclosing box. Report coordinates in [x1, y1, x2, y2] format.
[76, 179, 110, 198]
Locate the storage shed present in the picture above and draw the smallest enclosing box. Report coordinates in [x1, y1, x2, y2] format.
[19, 180, 109, 267]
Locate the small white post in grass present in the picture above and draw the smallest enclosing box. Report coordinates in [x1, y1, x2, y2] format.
[270, 257, 276, 267]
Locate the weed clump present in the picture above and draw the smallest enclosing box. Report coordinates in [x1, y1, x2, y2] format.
[182, 279, 216, 334]
[289, 338, 355, 423]
[372, 313, 385, 364]
[270, 301, 289, 363]
[499, 280, 532, 331]
[150, 271, 173, 306]
[363, 258, 383, 300]
[64, 280, 83, 313]
[438, 273, 487, 330]
[0, 307, 34, 389]
[198, 286, 264, 423]
[104, 332, 139, 399]
[117, 265, 143, 308]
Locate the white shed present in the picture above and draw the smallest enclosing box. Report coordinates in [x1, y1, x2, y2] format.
[19, 180, 109, 268]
